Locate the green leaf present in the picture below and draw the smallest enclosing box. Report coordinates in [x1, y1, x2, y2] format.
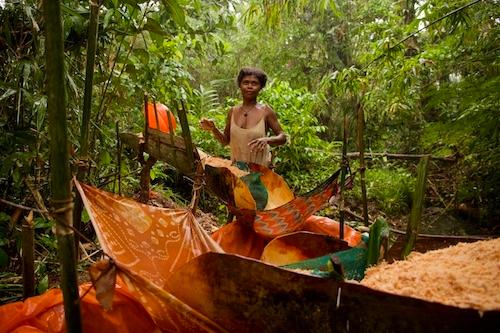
[82, 208, 90, 223]
[143, 19, 168, 36]
[36, 274, 49, 294]
[161, 0, 186, 27]
[100, 151, 112, 166]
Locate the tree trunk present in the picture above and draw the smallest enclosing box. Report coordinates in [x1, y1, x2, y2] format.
[43, 0, 82, 331]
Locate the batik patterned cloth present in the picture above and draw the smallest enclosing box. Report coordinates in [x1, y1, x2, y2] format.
[75, 181, 226, 332]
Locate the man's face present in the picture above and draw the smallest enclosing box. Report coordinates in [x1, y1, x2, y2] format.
[240, 75, 261, 99]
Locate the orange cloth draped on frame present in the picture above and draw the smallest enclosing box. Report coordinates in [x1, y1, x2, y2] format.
[74, 181, 225, 332]
[0, 181, 227, 333]
[207, 162, 361, 258]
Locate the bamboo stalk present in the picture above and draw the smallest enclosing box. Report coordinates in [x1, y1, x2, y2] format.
[401, 155, 430, 259]
[22, 211, 35, 298]
[115, 121, 122, 195]
[139, 94, 156, 202]
[356, 102, 369, 226]
[79, 0, 100, 157]
[338, 110, 349, 240]
[43, 0, 82, 331]
[74, 0, 101, 255]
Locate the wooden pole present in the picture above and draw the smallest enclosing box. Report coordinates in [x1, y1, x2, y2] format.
[178, 100, 195, 168]
[22, 211, 35, 298]
[43, 0, 82, 331]
[143, 93, 149, 146]
[73, 0, 101, 254]
[356, 102, 369, 226]
[402, 155, 430, 259]
[115, 121, 122, 195]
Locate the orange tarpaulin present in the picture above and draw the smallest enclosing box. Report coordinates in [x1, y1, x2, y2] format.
[146, 102, 176, 133]
[0, 283, 157, 333]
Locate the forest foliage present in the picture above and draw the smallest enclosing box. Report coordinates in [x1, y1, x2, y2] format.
[0, 0, 499, 298]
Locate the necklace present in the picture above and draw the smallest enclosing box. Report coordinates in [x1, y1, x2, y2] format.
[242, 105, 255, 117]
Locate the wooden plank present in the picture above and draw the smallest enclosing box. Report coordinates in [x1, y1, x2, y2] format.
[166, 252, 499, 333]
[119, 131, 197, 176]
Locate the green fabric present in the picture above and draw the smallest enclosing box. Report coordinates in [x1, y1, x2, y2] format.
[281, 254, 343, 280]
[331, 247, 368, 281]
[240, 172, 268, 210]
[281, 247, 367, 281]
[233, 161, 269, 210]
[280, 220, 390, 281]
[234, 161, 250, 172]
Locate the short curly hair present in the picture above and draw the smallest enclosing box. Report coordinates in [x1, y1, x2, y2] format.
[237, 67, 268, 88]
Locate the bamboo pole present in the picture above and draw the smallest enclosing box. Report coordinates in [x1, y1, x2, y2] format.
[43, 0, 82, 331]
[356, 102, 369, 226]
[115, 121, 122, 195]
[139, 94, 156, 203]
[401, 155, 430, 259]
[73, 0, 101, 254]
[22, 211, 35, 298]
[338, 109, 349, 240]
